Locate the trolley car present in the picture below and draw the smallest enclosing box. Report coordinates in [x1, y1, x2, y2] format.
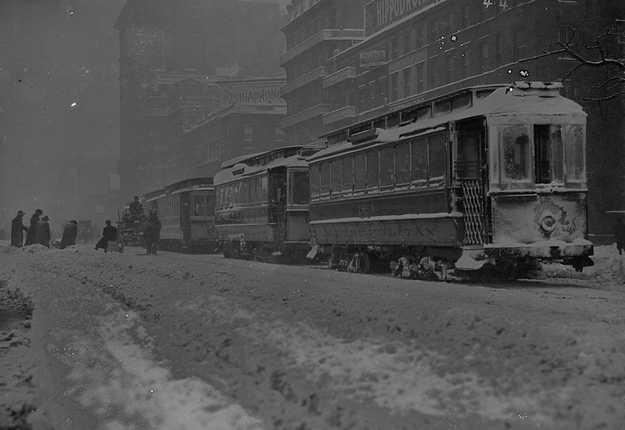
[307, 82, 594, 279]
[214, 145, 321, 262]
[152, 177, 217, 253]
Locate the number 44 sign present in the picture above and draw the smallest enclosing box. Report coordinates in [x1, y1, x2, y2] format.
[483, 0, 509, 10]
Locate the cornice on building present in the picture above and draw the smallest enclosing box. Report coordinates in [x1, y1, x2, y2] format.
[280, 103, 329, 128]
[280, 29, 365, 65]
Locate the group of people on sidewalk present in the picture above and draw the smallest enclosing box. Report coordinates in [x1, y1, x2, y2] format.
[10, 199, 161, 255]
[11, 209, 53, 248]
[11, 209, 80, 249]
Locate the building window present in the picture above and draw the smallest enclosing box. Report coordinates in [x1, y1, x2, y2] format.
[429, 20, 438, 43]
[479, 3, 488, 22]
[512, 26, 526, 61]
[461, 4, 470, 29]
[403, 68, 411, 98]
[416, 25, 425, 48]
[461, 50, 470, 78]
[446, 54, 454, 83]
[380, 77, 387, 105]
[416, 63, 425, 93]
[479, 41, 489, 73]
[558, 23, 575, 46]
[495, 34, 503, 67]
[428, 58, 438, 89]
[359, 85, 366, 110]
[390, 37, 399, 59]
[390, 73, 399, 102]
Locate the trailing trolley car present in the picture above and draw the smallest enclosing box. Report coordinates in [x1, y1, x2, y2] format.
[149, 177, 217, 253]
[214, 145, 321, 262]
[307, 82, 593, 279]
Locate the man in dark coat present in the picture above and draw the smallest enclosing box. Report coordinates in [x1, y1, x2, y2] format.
[35, 215, 51, 247]
[144, 210, 162, 255]
[10, 210, 28, 247]
[615, 218, 625, 255]
[60, 220, 78, 249]
[95, 220, 118, 252]
[25, 209, 43, 246]
[129, 196, 144, 223]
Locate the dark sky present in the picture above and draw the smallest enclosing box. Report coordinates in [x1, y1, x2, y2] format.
[0, 0, 126, 232]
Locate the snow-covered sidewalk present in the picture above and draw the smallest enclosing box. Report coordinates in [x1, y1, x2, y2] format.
[1, 244, 263, 430]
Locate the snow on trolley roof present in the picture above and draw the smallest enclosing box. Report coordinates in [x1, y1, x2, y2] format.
[215, 154, 310, 186]
[308, 81, 585, 162]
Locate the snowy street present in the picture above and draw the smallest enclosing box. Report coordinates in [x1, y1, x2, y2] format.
[1, 243, 625, 429]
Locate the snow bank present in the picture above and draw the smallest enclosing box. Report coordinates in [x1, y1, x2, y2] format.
[540, 245, 625, 289]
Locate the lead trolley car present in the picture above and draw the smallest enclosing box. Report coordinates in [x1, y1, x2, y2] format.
[307, 82, 594, 280]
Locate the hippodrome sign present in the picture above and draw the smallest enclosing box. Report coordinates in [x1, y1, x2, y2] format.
[364, 0, 448, 37]
[219, 82, 286, 107]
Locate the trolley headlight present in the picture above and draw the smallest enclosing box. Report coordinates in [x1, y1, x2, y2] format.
[540, 215, 557, 234]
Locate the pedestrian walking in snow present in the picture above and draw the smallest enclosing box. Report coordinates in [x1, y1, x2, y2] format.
[60, 220, 78, 249]
[25, 209, 43, 246]
[10, 210, 28, 247]
[35, 215, 51, 247]
[144, 210, 162, 255]
[614, 218, 625, 255]
[95, 220, 118, 253]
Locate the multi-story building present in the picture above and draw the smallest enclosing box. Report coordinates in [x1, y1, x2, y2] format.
[279, 0, 368, 147]
[114, 0, 286, 199]
[170, 77, 288, 181]
[281, 0, 625, 234]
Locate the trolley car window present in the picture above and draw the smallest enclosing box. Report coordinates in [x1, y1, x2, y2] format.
[342, 156, 353, 195]
[456, 134, 480, 179]
[501, 124, 530, 181]
[535, 125, 564, 183]
[242, 180, 249, 206]
[320, 162, 331, 196]
[411, 138, 428, 184]
[310, 164, 320, 199]
[254, 177, 262, 204]
[380, 146, 394, 188]
[366, 150, 379, 192]
[354, 153, 366, 192]
[395, 142, 410, 185]
[563, 124, 585, 182]
[192, 196, 205, 216]
[250, 177, 257, 203]
[428, 133, 446, 182]
[207, 195, 215, 214]
[331, 159, 341, 197]
[290, 171, 310, 205]
[261, 176, 269, 203]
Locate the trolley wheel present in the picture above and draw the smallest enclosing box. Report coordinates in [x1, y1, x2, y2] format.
[348, 251, 370, 274]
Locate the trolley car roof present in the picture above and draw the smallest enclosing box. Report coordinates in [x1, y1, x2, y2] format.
[308, 82, 586, 162]
[214, 155, 309, 186]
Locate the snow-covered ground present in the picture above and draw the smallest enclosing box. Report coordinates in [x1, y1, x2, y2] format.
[1, 241, 625, 430]
[540, 244, 625, 289]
